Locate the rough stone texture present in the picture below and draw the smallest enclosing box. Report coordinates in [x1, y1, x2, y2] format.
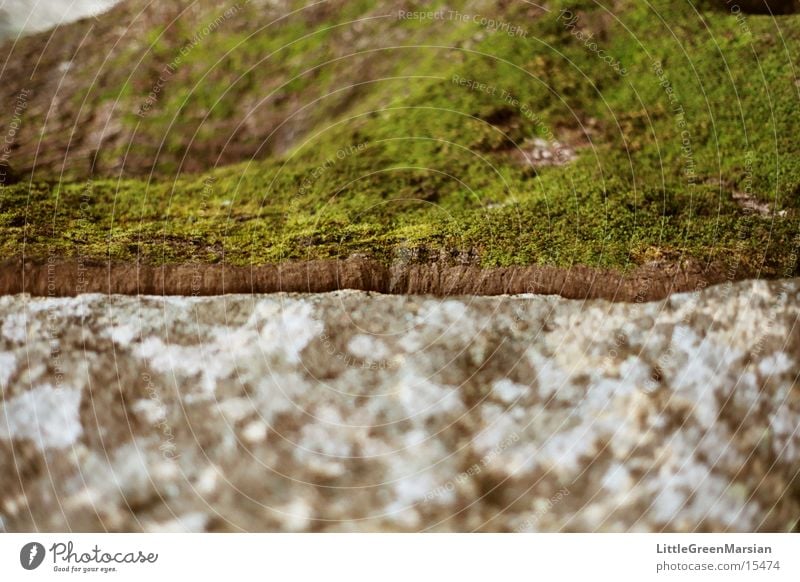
[0, 255, 744, 303]
[0, 279, 799, 532]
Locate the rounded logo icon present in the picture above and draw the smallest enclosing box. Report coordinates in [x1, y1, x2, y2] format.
[20, 542, 46, 570]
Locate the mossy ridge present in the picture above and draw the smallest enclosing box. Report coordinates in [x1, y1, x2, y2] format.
[1, 0, 799, 275]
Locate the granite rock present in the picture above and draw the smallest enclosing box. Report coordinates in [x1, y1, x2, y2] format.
[0, 279, 799, 532]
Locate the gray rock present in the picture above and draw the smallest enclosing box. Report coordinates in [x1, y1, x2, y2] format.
[0, 0, 121, 39]
[0, 279, 798, 532]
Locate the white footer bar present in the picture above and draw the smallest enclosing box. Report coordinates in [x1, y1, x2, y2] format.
[1, 534, 797, 580]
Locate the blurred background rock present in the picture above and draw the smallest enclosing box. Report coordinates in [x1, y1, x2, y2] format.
[0, 0, 121, 40]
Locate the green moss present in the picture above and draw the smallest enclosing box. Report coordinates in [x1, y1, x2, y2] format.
[2, 0, 799, 275]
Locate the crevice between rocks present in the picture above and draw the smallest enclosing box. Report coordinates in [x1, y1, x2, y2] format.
[0, 256, 754, 302]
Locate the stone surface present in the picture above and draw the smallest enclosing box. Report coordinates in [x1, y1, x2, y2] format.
[0, 0, 121, 39]
[0, 279, 799, 532]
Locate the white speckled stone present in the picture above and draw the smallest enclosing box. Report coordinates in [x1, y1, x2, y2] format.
[0, 279, 798, 532]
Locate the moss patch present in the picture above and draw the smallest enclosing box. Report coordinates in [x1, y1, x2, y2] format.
[1, 0, 799, 276]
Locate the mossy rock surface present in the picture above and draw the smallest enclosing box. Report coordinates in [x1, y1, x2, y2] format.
[0, 0, 799, 292]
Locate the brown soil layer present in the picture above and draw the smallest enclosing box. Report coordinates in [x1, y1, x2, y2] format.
[0, 257, 747, 301]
